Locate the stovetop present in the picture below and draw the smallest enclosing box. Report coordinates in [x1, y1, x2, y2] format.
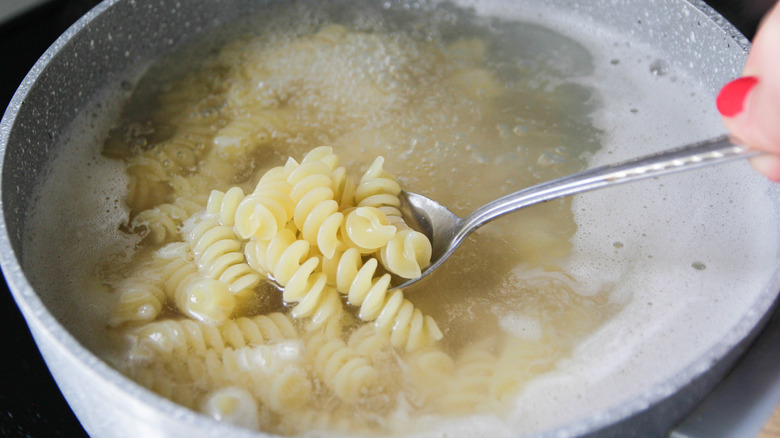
[0, 1, 773, 437]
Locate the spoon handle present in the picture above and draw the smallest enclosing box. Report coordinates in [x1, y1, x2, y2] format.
[461, 135, 759, 232]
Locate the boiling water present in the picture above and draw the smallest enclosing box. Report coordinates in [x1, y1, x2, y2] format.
[21, 0, 778, 437]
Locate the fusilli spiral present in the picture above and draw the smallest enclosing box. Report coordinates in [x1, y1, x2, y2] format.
[109, 265, 166, 327]
[131, 194, 208, 245]
[201, 386, 260, 430]
[158, 243, 236, 324]
[355, 157, 432, 278]
[321, 247, 442, 351]
[184, 214, 261, 298]
[128, 312, 299, 359]
[245, 230, 343, 327]
[305, 329, 378, 402]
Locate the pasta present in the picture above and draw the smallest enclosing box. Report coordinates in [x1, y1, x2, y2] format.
[122, 360, 204, 410]
[206, 187, 245, 228]
[94, 13, 617, 436]
[124, 133, 213, 215]
[203, 345, 312, 412]
[440, 340, 500, 413]
[305, 328, 378, 403]
[321, 247, 442, 351]
[403, 345, 456, 408]
[244, 230, 344, 328]
[128, 312, 299, 359]
[158, 242, 236, 324]
[346, 323, 391, 361]
[201, 386, 260, 430]
[183, 214, 261, 298]
[108, 265, 166, 327]
[234, 177, 295, 241]
[355, 157, 432, 278]
[131, 194, 208, 245]
[340, 206, 396, 252]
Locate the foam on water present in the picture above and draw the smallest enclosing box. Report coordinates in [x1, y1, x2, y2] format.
[22, 71, 147, 353]
[460, 1, 778, 435]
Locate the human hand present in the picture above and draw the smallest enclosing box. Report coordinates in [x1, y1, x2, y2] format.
[718, 1, 780, 181]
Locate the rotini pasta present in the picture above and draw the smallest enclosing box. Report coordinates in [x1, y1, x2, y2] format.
[206, 187, 245, 228]
[201, 345, 312, 412]
[184, 214, 260, 298]
[244, 230, 343, 327]
[128, 312, 299, 359]
[340, 206, 395, 252]
[233, 178, 295, 241]
[346, 323, 391, 361]
[403, 345, 456, 407]
[122, 360, 203, 410]
[440, 340, 500, 413]
[158, 243, 236, 324]
[321, 247, 442, 351]
[305, 328, 378, 403]
[97, 17, 616, 436]
[379, 227, 433, 279]
[201, 386, 260, 430]
[355, 156, 402, 215]
[131, 194, 208, 245]
[108, 265, 166, 327]
[353, 157, 432, 278]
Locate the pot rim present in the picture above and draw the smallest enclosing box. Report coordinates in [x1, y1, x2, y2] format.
[0, 0, 771, 436]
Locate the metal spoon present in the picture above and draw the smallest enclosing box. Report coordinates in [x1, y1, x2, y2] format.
[392, 135, 760, 290]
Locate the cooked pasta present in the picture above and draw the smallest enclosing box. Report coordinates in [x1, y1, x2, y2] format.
[355, 157, 432, 278]
[213, 115, 272, 157]
[305, 328, 378, 403]
[131, 194, 208, 245]
[379, 228, 433, 279]
[158, 242, 236, 324]
[346, 323, 391, 361]
[108, 266, 166, 327]
[440, 340, 501, 413]
[403, 345, 456, 407]
[202, 345, 312, 412]
[122, 360, 204, 410]
[95, 12, 617, 436]
[201, 386, 260, 430]
[124, 132, 213, 215]
[321, 247, 442, 351]
[183, 214, 261, 298]
[245, 230, 344, 327]
[234, 178, 295, 241]
[128, 313, 299, 359]
[355, 156, 402, 215]
[206, 187, 245, 228]
[341, 206, 395, 252]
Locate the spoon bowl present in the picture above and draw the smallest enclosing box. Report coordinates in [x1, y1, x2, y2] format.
[391, 135, 760, 290]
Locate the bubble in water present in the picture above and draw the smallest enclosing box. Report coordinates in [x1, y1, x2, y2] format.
[537, 151, 566, 167]
[691, 262, 706, 271]
[649, 59, 669, 76]
[513, 125, 528, 136]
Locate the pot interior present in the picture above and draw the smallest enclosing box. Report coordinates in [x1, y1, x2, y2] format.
[2, 0, 778, 436]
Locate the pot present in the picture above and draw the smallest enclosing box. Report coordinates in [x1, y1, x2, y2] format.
[1, 0, 778, 437]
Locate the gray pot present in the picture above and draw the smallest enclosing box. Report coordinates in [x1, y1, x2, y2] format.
[1, 0, 778, 437]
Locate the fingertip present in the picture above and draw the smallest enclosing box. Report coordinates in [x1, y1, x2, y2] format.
[749, 153, 780, 182]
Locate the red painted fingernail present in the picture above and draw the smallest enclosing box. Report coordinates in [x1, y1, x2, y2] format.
[717, 76, 758, 117]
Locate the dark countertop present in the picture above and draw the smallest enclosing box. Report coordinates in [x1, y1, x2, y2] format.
[0, 1, 772, 437]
